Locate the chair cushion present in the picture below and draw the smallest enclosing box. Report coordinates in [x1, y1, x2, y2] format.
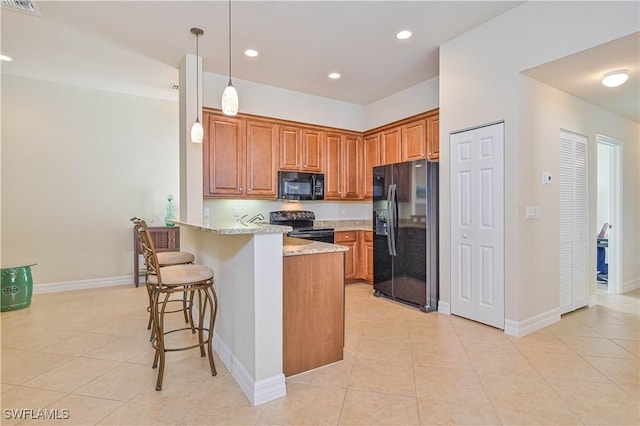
[157, 251, 195, 266]
[148, 264, 214, 286]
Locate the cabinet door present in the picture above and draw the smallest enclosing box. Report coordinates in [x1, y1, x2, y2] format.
[279, 125, 301, 170]
[336, 231, 357, 280]
[246, 120, 278, 197]
[301, 129, 323, 172]
[363, 134, 380, 199]
[365, 239, 374, 283]
[402, 119, 427, 161]
[381, 127, 401, 165]
[427, 115, 440, 161]
[342, 135, 361, 199]
[324, 133, 342, 199]
[203, 114, 244, 197]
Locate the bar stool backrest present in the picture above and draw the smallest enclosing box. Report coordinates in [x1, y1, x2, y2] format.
[133, 219, 163, 286]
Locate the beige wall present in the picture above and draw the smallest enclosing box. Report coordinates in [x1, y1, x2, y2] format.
[1, 75, 179, 285]
[440, 1, 639, 323]
[519, 75, 639, 317]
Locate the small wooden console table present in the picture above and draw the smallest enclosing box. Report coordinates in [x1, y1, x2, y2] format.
[133, 226, 180, 287]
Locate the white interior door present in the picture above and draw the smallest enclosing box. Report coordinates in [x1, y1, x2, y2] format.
[559, 130, 589, 314]
[450, 122, 504, 329]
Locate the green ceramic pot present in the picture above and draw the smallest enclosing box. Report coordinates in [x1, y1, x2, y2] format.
[1, 265, 34, 312]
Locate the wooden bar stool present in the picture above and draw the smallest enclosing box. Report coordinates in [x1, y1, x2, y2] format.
[134, 220, 218, 390]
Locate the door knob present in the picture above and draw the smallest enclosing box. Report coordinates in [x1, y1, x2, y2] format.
[462, 234, 468, 239]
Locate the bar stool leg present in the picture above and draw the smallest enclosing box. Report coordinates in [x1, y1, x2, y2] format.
[206, 286, 218, 376]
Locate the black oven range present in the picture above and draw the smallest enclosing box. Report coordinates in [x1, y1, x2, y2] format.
[269, 210, 335, 244]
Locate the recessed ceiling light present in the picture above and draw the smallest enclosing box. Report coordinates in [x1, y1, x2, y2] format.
[0, 54, 13, 62]
[328, 72, 341, 79]
[396, 30, 412, 40]
[601, 70, 628, 88]
[244, 49, 258, 57]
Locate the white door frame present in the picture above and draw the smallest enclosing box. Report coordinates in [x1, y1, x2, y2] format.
[596, 134, 623, 295]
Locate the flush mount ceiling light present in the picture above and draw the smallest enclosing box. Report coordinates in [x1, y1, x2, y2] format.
[601, 70, 628, 88]
[190, 27, 204, 144]
[328, 72, 341, 79]
[0, 54, 12, 61]
[221, 0, 239, 116]
[396, 30, 412, 40]
[244, 49, 258, 57]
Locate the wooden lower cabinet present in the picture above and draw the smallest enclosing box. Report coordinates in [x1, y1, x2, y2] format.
[362, 231, 374, 283]
[355, 230, 374, 284]
[338, 230, 374, 284]
[283, 252, 344, 377]
[335, 231, 357, 280]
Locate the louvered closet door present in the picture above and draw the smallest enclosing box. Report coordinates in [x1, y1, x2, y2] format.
[559, 130, 589, 314]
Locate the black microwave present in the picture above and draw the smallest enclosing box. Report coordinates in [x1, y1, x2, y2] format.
[278, 171, 324, 200]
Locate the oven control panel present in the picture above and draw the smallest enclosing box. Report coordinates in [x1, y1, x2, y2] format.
[270, 210, 316, 222]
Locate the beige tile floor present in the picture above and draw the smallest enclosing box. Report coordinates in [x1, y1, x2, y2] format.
[1, 283, 638, 425]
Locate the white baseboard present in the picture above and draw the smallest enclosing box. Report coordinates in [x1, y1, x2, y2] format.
[213, 332, 286, 406]
[437, 300, 450, 315]
[623, 277, 640, 294]
[504, 308, 560, 337]
[33, 275, 133, 294]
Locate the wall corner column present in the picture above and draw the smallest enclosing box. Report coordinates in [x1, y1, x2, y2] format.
[179, 54, 203, 222]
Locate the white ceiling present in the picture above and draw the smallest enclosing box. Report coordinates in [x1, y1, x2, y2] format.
[524, 32, 639, 123]
[1, 1, 638, 122]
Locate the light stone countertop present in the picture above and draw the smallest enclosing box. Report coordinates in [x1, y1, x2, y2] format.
[170, 220, 292, 235]
[283, 236, 349, 257]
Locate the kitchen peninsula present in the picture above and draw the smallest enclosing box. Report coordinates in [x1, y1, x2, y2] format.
[172, 220, 346, 406]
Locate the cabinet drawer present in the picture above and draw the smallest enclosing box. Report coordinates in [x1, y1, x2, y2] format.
[335, 231, 357, 242]
[363, 231, 373, 242]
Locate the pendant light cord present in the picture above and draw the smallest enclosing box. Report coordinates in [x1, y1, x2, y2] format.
[228, 0, 232, 85]
[196, 32, 199, 120]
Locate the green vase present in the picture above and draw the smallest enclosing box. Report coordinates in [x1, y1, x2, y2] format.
[165, 195, 176, 226]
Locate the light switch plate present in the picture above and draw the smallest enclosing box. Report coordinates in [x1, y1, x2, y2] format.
[542, 172, 552, 184]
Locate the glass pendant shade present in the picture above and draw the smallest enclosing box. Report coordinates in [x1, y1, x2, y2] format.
[191, 118, 204, 143]
[221, 83, 239, 116]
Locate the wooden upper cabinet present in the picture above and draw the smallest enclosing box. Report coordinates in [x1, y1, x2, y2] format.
[427, 115, 440, 161]
[279, 125, 301, 170]
[324, 133, 342, 199]
[363, 133, 380, 199]
[246, 120, 278, 197]
[278, 126, 323, 172]
[402, 119, 427, 161]
[342, 135, 361, 199]
[203, 113, 244, 197]
[203, 108, 438, 199]
[324, 133, 361, 200]
[381, 127, 401, 165]
[301, 129, 323, 172]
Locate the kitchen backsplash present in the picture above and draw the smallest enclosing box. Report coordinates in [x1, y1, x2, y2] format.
[202, 199, 371, 223]
[315, 219, 373, 230]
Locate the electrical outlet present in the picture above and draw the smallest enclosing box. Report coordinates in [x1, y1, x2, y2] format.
[203, 208, 210, 217]
[233, 207, 240, 217]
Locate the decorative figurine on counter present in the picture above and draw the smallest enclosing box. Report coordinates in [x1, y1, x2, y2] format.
[165, 195, 176, 226]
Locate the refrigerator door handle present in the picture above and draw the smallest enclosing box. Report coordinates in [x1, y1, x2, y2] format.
[387, 184, 394, 256]
[393, 184, 399, 256]
[388, 184, 397, 256]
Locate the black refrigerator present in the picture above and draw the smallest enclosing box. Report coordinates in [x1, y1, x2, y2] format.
[372, 159, 438, 312]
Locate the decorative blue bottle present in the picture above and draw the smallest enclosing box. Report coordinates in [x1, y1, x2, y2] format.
[165, 195, 176, 226]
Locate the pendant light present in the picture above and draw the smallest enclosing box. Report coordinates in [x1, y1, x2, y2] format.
[190, 27, 204, 143]
[221, 0, 239, 115]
